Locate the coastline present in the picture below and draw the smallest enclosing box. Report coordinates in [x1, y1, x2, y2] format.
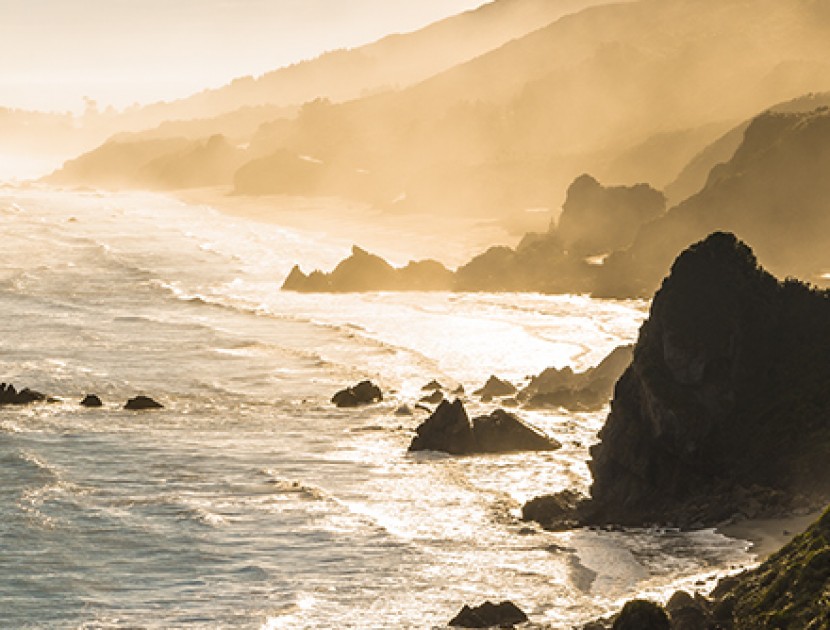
[717, 510, 823, 560]
[174, 186, 530, 271]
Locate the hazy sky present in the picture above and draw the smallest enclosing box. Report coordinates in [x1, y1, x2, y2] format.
[0, 0, 484, 113]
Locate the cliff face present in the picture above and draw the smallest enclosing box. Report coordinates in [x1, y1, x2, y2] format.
[586, 232, 830, 527]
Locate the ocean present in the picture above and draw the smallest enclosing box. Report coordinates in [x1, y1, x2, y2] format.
[0, 188, 752, 629]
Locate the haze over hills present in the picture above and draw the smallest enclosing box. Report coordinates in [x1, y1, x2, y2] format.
[3, 0, 604, 177]
[47, 0, 830, 230]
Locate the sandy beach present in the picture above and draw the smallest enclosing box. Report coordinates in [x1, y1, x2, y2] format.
[718, 510, 823, 560]
[175, 186, 548, 272]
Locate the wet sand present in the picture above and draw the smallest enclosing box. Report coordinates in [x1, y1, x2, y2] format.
[718, 510, 823, 560]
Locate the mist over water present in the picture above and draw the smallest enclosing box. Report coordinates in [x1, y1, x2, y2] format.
[0, 189, 754, 628]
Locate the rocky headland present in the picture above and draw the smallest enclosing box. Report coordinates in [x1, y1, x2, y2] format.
[524, 232, 830, 533]
[283, 107, 830, 300]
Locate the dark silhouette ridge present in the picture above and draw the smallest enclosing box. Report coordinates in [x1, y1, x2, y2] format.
[282, 246, 454, 292]
[281, 175, 662, 294]
[581, 232, 830, 528]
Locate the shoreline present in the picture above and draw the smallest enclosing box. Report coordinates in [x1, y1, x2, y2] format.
[174, 186, 532, 271]
[717, 510, 822, 560]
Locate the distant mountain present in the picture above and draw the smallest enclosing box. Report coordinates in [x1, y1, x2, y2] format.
[122, 0, 612, 127]
[665, 91, 830, 206]
[48, 0, 830, 227]
[228, 0, 830, 218]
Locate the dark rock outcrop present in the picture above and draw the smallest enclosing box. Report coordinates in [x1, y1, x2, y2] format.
[584, 232, 830, 527]
[448, 600, 528, 628]
[282, 246, 453, 292]
[519, 345, 633, 411]
[612, 600, 670, 630]
[331, 380, 383, 408]
[124, 396, 164, 410]
[80, 394, 103, 408]
[473, 376, 517, 399]
[472, 409, 560, 453]
[409, 399, 475, 455]
[409, 399, 559, 455]
[419, 390, 444, 405]
[0, 383, 46, 406]
[421, 379, 443, 391]
[522, 490, 586, 531]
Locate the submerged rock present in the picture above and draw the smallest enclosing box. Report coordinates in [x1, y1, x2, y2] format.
[409, 399, 559, 455]
[0, 383, 46, 406]
[448, 600, 528, 628]
[331, 380, 383, 408]
[473, 376, 517, 398]
[80, 394, 103, 408]
[124, 396, 164, 410]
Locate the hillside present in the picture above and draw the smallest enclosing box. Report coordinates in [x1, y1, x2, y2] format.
[598, 107, 830, 297]
[230, 0, 830, 218]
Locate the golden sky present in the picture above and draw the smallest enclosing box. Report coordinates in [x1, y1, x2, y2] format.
[0, 0, 484, 113]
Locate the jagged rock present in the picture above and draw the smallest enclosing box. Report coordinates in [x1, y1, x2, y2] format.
[394, 404, 413, 416]
[582, 232, 830, 527]
[472, 409, 560, 453]
[331, 380, 383, 408]
[124, 396, 164, 410]
[80, 394, 103, 408]
[409, 399, 559, 455]
[612, 600, 670, 630]
[453, 384, 465, 395]
[409, 399, 475, 455]
[419, 390, 444, 405]
[0, 383, 46, 406]
[448, 600, 528, 628]
[281, 246, 453, 292]
[421, 379, 443, 391]
[473, 376, 517, 398]
[665, 591, 710, 630]
[522, 490, 585, 530]
[520, 345, 632, 411]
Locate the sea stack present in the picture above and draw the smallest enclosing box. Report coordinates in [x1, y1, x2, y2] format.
[584, 232, 830, 527]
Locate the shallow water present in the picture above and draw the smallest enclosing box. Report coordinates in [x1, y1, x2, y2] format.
[0, 188, 753, 628]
